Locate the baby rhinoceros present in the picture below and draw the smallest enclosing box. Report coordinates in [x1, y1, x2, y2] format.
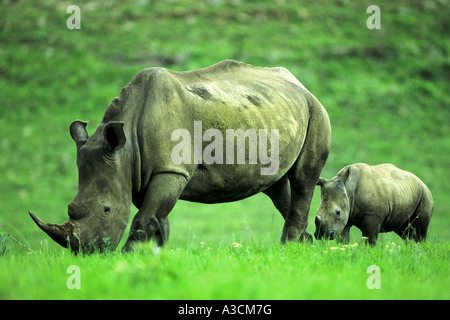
[314, 163, 433, 245]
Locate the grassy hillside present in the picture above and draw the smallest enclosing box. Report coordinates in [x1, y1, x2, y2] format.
[0, 0, 448, 299]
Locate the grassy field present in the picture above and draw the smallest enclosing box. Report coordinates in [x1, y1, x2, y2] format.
[0, 0, 448, 299]
[1, 238, 448, 300]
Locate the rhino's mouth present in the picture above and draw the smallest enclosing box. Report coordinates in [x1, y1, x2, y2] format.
[314, 215, 338, 240]
[326, 230, 336, 240]
[314, 224, 337, 240]
[84, 237, 116, 254]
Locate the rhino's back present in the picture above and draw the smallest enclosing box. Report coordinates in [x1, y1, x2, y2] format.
[166, 59, 310, 143]
[352, 163, 424, 229]
[170, 59, 310, 125]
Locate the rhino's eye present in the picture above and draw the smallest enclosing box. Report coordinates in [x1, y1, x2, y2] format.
[104, 206, 111, 213]
[335, 209, 341, 217]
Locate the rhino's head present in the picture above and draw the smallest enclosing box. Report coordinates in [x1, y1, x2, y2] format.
[314, 167, 355, 241]
[30, 120, 133, 254]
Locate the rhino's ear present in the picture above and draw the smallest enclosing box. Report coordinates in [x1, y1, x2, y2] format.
[70, 121, 89, 150]
[103, 121, 126, 153]
[317, 177, 327, 187]
[337, 166, 357, 194]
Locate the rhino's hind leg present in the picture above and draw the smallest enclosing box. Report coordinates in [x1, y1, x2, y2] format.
[282, 175, 317, 243]
[281, 99, 331, 243]
[263, 175, 291, 220]
[395, 222, 418, 242]
[410, 187, 434, 242]
[122, 172, 188, 252]
[396, 187, 433, 243]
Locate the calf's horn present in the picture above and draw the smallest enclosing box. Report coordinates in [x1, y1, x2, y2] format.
[29, 211, 72, 248]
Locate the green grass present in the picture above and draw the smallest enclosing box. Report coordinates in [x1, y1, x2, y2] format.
[0, 0, 449, 299]
[1, 236, 448, 299]
[1, 194, 449, 299]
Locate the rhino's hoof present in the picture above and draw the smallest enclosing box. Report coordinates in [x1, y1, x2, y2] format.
[299, 232, 313, 244]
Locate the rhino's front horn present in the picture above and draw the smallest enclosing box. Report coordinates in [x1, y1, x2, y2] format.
[29, 211, 73, 248]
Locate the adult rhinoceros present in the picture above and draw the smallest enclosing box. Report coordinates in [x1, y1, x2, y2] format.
[30, 60, 331, 253]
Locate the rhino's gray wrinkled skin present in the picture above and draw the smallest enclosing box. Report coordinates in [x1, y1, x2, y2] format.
[29, 60, 331, 253]
[314, 163, 433, 245]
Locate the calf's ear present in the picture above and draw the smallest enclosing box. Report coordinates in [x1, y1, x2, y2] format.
[103, 121, 126, 152]
[70, 120, 89, 150]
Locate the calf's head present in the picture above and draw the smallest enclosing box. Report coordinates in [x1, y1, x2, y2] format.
[314, 167, 355, 241]
[30, 120, 132, 253]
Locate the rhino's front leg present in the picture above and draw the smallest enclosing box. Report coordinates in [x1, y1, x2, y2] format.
[122, 173, 188, 252]
[360, 217, 381, 246]
[154, 216, 170, 247]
